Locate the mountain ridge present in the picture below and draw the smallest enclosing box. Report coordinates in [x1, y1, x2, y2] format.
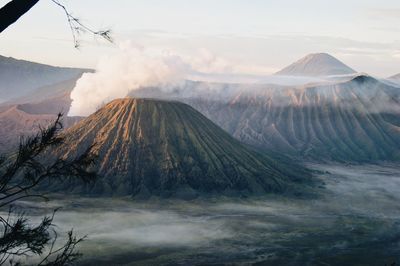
[0, 55, 89, 103]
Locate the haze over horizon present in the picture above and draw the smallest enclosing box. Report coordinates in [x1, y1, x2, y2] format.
[0, 0, 399, 77]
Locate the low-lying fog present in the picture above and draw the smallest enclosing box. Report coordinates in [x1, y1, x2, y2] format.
[10, 164, 400, 265]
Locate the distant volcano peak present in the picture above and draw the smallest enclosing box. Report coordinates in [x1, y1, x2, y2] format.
[275, 53, 356, 77]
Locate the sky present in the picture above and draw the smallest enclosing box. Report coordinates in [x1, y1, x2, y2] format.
[0, 0, 399, 77]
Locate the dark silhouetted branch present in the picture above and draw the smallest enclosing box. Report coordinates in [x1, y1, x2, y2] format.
[0, 0, 113, 48]
[0, 0, 39, 33]
[0, 113, 98, 265]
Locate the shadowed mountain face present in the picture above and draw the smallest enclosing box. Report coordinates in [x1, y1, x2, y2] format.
[0, 55, 87, 103]
[275, 53, 356, 77]
[52, 98, 313, 198]
[131, 76, 400, 162]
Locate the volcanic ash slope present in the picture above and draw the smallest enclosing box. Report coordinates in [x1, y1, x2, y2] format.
[52, 98, 314, 198]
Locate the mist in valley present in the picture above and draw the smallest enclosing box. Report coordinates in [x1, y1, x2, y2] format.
[11, 163, 400, 265]
[2, 47, 400, 265]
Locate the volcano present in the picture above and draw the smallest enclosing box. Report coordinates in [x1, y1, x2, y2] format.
[275, 53, 356, 77]
[52, 98, 313, 198]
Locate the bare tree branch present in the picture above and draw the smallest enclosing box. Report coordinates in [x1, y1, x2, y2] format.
[51, 0, 113, 48]
[0, 114, 98, 265]
[0, 0, 39, 33]
[0, 0, 113, 48]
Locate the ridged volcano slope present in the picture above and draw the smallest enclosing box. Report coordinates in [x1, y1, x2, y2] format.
[130, 76, 400, 162]
[186, 76, 400, 162]
[53, 98, 313, 198]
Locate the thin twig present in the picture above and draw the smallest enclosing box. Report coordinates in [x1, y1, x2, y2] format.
[51, 0, 113, 48]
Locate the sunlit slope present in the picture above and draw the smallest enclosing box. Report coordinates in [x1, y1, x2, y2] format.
[53, 98, 313, 197]
[0, 105, 81, 153]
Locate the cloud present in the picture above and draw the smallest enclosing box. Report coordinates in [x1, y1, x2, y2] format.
[367, 8, 400, 20]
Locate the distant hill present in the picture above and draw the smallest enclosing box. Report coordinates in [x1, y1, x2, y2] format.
[0, 105, 81, 154]
[0, 74, 84, 153]
[49, 98, 314, 198]
[275, 53, 356, 77]
[0, 55, 88, 103]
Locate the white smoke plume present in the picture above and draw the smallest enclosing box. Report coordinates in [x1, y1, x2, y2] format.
[69, 42, 262, 116]
[69, 42, 400, 117]
[69, 42, 318, 117]
[69, 42, 192, 116]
